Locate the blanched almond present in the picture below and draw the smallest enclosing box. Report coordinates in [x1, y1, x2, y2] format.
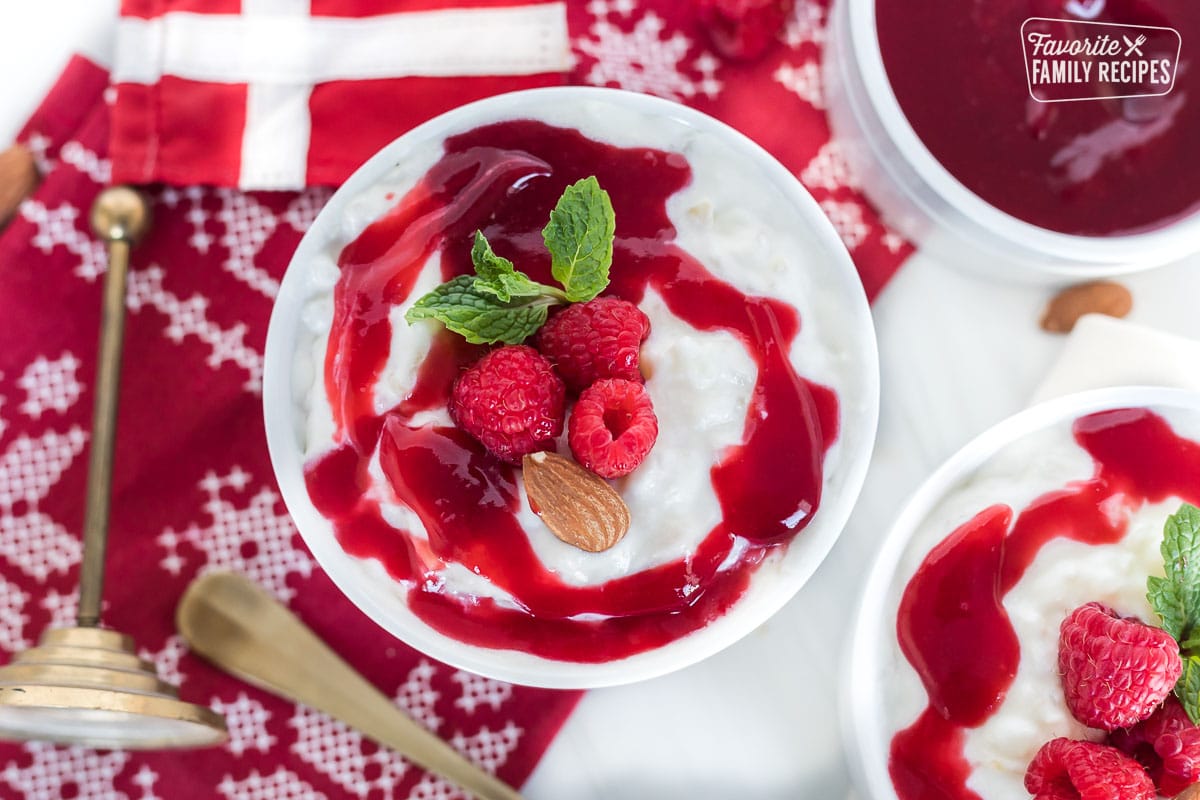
[522, 451, 630, 552]
[1040, 280, 1132, 334]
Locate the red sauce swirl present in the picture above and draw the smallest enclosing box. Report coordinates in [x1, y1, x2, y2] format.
[303, 121, 840, 662]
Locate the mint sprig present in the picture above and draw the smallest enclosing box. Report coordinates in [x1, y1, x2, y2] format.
[405, 178, 615, 344]
[469, 232, 563, 303]
[1149, 504, 1200, 642]
[542, 176, 615, 302]
[1180, 656, 1200, 724]
[1148, 503, 1200, 723]
[404, 275, 559, 345]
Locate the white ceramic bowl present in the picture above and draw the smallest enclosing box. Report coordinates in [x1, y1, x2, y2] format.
[264, 87, 879, 688]
[824, 0, 1200, 281]
[844, 385, 1200, 799]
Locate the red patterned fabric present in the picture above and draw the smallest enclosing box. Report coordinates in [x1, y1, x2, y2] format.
[0, 2, 913, 798]
[566, 1, 913, 298]
[0, 56, 577, 799]
[109, 0, 911, 296]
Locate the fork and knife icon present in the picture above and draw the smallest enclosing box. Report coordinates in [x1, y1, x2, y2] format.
[1123, 34, 1147, 56]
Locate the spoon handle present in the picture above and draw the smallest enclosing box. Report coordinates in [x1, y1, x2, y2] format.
[177, 573, 523, 800]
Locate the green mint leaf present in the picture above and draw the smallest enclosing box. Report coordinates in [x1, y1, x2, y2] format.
[1178, 654, 1200, 725]
[541, 176, 615, 302]
[1148, 574, 1183, 642]
[1148, 503, 1200, 644]
[405, 179, 616, 345]
[405, 275, 557, 344]
[469, 231, 551, 303]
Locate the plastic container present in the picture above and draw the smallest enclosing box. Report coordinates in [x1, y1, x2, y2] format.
[825, 0, 1200, 281]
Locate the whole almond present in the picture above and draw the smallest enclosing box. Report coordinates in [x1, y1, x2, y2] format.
[0, 144, 40, 227]
[522, 451, 630, 553]
[1176, 785, 1200, 800]
[1040, 280, 1132, 334]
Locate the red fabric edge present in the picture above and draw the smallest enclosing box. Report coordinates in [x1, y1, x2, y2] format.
[16, 54, 109, 157]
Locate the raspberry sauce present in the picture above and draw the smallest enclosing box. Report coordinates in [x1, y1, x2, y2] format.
[890, 408, 1200, 798]
[875, 0, 1200, 236]
[304, 120, 839, 662]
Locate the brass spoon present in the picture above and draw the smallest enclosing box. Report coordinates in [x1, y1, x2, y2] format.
[176, 572, 524, 800]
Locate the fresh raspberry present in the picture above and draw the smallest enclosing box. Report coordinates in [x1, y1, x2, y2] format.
[535, 297, 650, 394]
[697, 0, 795, 61]
[1025, 738, 1156, 800]
[568, 378, 658, 479]
[1058, 602, 1182, 731]
[1109, 695, 1200, 796]
[449, 345, 565, 464]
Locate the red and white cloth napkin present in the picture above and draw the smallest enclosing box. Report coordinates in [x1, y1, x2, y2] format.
[2, 55, 578, 799]
[111, 0, 571, 189]
[0, 2, 912, 798]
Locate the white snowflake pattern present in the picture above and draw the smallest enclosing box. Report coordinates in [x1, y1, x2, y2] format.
[211, 693, 277, 757]
[0, 573, 29, 652]
[138, 634, 189, 688]
[216, 190, 282, 299]
[781, 1, 827, 50]
[157, 527, 186, 577]
[0, 396, 7, 441]
[882, 229, 906, 253]
[40, 587, 79, 630]
[774, 60, 825, 108]
[1, 743, 129, 800]
[819, 198, 871, 250]
[131, 764, 163, 800]
[405, 775, 464, 800]
[20, 199, 107, 281]
[289, 705, 409, 798]
[0, 427, 87, 511]
[127, 265, 264, 393]
[450, 671, 512, 716]
[59, 140, 112, 185]
[160, 186, 215, 254]
[578, 13, 722, 102]
[283, 188, 333, 234]
[218, 769, 326, 800]
[17, 353, 83, 419]
[0, 511, 82, 585]
[395, 660, 443, 732]
[23, 132, 53, 175]
[800, 139, 859, 192]
[0, 428, 87, 582]
[585, 0, 636, 18]
[156, 468, 312, 601]
[449, 722, 522, 775]
[158, 187, 183, 207]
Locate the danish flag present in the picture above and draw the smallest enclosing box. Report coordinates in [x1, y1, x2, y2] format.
[111, 0, 571, 189]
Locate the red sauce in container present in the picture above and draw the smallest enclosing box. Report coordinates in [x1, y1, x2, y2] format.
[876, 0, 1200, 236]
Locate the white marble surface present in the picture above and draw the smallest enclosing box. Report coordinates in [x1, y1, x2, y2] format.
[4, 4, 1200, 798]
